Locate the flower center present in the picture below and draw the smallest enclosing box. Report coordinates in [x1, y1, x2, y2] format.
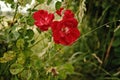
[61, 27, 69, 33]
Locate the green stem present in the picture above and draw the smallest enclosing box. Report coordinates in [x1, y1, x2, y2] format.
[29, 3, 40, 15]
[12, 2, 19, 22]
[29, 38, 44, 48]
[33, 3, 40, 10]
[79, 20, 120, 39]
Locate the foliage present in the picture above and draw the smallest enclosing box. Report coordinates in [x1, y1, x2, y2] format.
[66, 0, 120, 80]
[0, 0, 75, 80]
[0, 0, 120, 80]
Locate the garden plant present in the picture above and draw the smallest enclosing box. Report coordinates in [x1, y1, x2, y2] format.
[0, 0, 120, 80]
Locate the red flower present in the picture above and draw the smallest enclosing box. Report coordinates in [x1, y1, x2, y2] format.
[56, 8, 64, 16]
[63, 10, 74, 19]
[56, 8, 74, 19]
[33, 10, 54, 31]
[51, 18, 80, 45]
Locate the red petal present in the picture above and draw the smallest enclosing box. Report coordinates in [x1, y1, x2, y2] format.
[61, 18, 78, 28]
[56, 8, 64, 16]
[63, 10, 74, 19]
[33, 10, 48, 20]
[47, 13, 54, 24]
[33, 10, 54, 31]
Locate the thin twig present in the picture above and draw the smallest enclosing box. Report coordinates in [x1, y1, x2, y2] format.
[104, 36, 114, 63]
[29, 38, 44, 48]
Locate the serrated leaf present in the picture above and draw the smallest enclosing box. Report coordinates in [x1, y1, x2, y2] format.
[10, 63, 24, 75]
[0, 51, 16, 63]
[55, 1, 62, 10]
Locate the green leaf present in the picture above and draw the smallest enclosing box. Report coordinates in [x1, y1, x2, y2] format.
[18, 28, 24, 35]
[36, 28, 41, 34]
[27, 16, 34, 26]
[12, 31, 20, 40]
[19, 69, 32, 80]
[59, 72, 66, 79]
[30, 55, 42, 69]
[25, 29, 34, 40]
[30, 69, 39, 80]
[32, 59, 42, 69]
[114, 28, 120, 37]
[31, 40, 35, 44]
[0, 51, 16, 63]
[23, 49, 33, 57]
[47, 0, 52, 5]
[16, 39, 25, 49]
[63, 63, 74, 74]
[55, 1, 62, 10]
[14, 31, 20, 39]
[58, 63, 74, 79]
[16, 53, 25, 65]
[37, 0, 45, 4]
[10, 63, 24, 75]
